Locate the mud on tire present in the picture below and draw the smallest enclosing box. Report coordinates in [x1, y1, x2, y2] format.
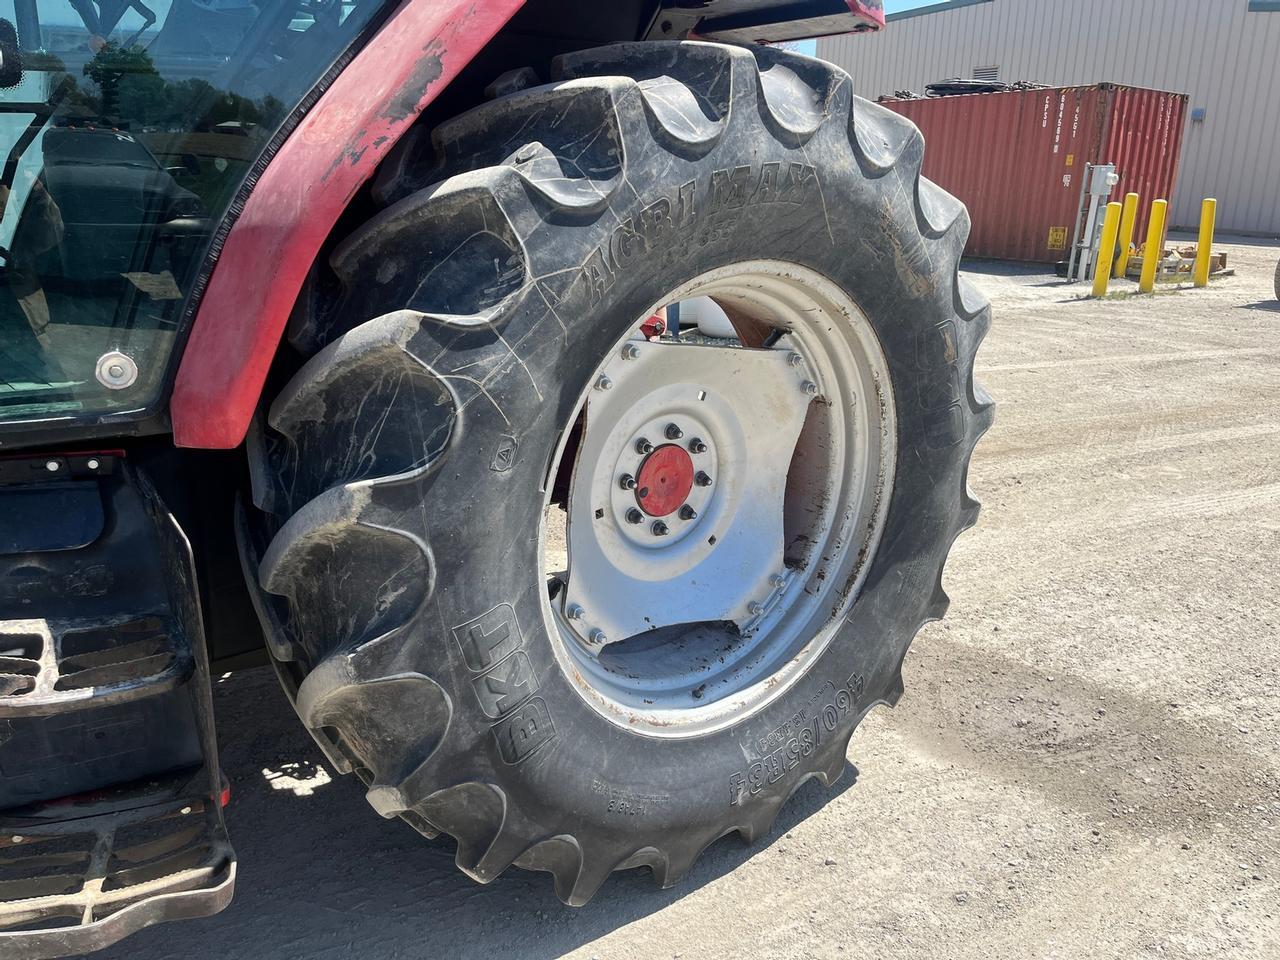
[241, 41, 993, 904]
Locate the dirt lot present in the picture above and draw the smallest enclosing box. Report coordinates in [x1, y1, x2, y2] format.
[102, 237, 1280, 960]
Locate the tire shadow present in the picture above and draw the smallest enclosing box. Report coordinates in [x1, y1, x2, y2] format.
[96, 666, 858, 960]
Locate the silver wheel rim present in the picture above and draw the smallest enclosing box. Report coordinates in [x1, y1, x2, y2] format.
[540, 261, 896, 738]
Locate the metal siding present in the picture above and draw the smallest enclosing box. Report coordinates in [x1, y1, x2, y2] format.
[820, 0, 1280, 234]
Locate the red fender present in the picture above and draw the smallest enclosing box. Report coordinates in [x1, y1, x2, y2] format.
[170, 0, 526, 448]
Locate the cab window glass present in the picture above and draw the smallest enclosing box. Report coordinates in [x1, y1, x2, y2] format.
[0, 0, 383, 422]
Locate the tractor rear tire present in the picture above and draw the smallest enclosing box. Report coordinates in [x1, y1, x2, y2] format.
[243, 41, 992, 904]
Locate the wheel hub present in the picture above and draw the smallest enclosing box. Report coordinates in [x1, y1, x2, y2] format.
[634, 444, 694, 517]
[562, 335, 814, 649]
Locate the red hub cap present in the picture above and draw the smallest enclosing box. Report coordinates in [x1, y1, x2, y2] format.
[635, 444, 694, 517]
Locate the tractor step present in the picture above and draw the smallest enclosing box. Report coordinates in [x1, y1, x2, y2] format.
[0, 455, 235, 958]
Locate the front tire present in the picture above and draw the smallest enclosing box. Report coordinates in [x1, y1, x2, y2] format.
[244, 41, 992, 904]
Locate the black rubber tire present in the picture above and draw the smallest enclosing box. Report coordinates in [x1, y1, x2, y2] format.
[243, 40, 993, 905]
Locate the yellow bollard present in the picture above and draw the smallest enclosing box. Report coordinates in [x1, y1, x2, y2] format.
[1193, 197, 1217, 287]
[1139, 199, 1168, 294]
[1114, 192, 1140, 278]
[1092, 201, 1123, 298]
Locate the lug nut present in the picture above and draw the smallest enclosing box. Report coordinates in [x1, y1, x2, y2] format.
[665, 422, 684, 440]
[688, 437, 707, 454]
[635, 437, 654, 455]
[679, 505, 697, 521]
[802, 380, 819, 397]
[748, 601, 764, 616]
[619, 473, 637, 490]
[589, 628, 608, 645]
[625, 508, 644, 524]
[595, 375, 613, 391]
[695, 471, 713, 487]
[788, 351, 803, 367]
[567, 603, 585, 620]
[621, 342, 641, 360]
[651, 520, 669, 536]
[770, 574, 786, 589]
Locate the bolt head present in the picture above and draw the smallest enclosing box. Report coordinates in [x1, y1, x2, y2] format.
[679, 504, 697, 521]
[635, 438, 654, 455]
[689, 438, 707, 454]
[625, 508, 644, 525]
[45, 460, 59, 472]
[619, 474, 637, 490]
[621, 343, 641, 360]
[595, 375, 613, 391]
[802, 380, 819, 397]
[87, 458, 100, 470]
[788, 352, 803, 367]
[748, 601, 764, 616]
[589, 628, 608, 646]
[566, 603, 585, 620]
[665, 422, 684, 440]
[651, 520, 669, 536]
[695, 471, 712, 487]
[770, 574, 786, 589]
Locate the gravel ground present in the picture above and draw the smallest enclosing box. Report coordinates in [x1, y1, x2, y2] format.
[101, 236, 1280, 960]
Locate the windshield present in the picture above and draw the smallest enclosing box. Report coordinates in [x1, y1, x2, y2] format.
[0, 0, 385, 426]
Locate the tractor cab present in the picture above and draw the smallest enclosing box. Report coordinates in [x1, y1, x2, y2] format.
[0, 0, 382, 429]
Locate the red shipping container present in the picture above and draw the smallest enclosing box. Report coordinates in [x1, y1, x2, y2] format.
[883, 84, 1189, 263]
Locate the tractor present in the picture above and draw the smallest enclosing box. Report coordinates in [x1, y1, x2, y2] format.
[0, 0, 991, 955]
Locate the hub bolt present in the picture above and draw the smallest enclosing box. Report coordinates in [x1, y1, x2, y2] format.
[688, 437, 707, 454]
[595, 375, 613, 391]
[770, 574, 786, 589]
[748, 601, 764, 616]
[621, 342, 641, 360]
[635, 437, 654, 455]
[567, 603, 585, 620]
[695, 471, 713, 487]
[625, 508, 644, 525]
[665, 422, 684, 440]
[619, 473, 637, 490]
[589, 629, 608, 646]
[788, 352, 803, 367]
[651, 520, 669, 537]
[679, 505, 697, 521]
[802, 381, 819, 397]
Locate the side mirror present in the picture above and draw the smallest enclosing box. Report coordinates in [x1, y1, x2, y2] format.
[0, 19, 21, 89]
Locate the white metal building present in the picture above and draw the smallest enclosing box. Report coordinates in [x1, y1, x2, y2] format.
[818, 0, 1280, 234]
